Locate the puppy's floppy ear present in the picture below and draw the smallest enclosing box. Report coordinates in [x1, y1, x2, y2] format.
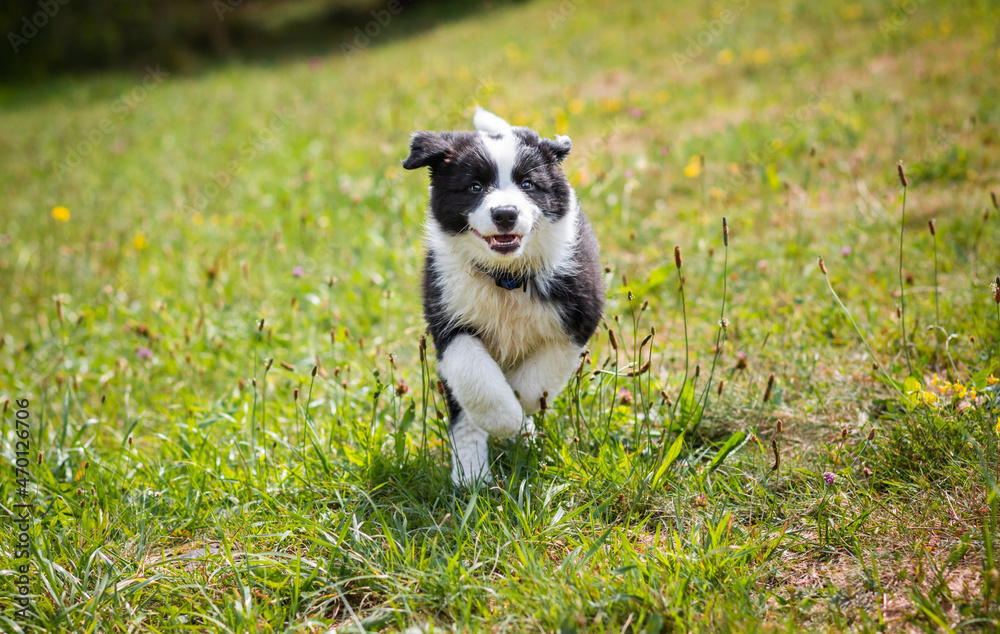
[402, 131, 451, 170]
[539, 134, 572, 164]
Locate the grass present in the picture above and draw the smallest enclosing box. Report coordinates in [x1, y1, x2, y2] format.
[1, 0, 1000, 631]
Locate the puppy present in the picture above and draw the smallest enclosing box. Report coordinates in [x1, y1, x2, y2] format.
[403, 107, 604, 486]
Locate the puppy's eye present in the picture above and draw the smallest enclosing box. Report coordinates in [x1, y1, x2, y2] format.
[520, 179, 534, 191]
[468, 183, 483, 193]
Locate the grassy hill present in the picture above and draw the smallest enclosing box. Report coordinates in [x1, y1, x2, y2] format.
[1, 0, 999, 631]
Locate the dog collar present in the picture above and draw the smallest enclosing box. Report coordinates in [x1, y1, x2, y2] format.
[475, 264, 532, 292]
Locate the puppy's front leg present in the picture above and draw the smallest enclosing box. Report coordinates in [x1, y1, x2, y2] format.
[439, 334, 527, 438]
[507, 342, 582, 416]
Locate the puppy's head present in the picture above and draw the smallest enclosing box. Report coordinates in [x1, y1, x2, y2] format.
[403, 108, 574, 271]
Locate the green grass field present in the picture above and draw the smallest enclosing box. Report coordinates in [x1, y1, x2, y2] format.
[2, 0, 1000, 631]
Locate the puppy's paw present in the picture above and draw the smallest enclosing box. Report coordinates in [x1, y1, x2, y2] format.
[475, 402, 526, 438]
[451, 463, 492, 488]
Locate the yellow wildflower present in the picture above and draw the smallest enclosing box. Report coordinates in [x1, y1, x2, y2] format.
[133, 234, 147, 250]
[600, 98, 622, 113]
[717, 49, 734, 65]
[503, 42, 521, 63]
[568, 99, 585, 115]
[987, 375, 998, 385]
[683, 156, 702, 178]
[52, 206, 70, 222]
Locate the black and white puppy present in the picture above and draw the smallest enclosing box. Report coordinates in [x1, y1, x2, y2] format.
[403, 107, 604, 486]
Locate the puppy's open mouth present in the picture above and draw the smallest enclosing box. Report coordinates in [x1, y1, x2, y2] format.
[471, 228, 522, 254]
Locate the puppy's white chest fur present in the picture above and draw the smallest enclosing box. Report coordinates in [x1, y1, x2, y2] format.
[431, 254, 565, 371]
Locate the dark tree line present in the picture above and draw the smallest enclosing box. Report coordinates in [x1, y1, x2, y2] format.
[1, 0, 385, 80]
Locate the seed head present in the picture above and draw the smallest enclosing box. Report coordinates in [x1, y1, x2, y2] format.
[609, 328, 619, 351]
[722, 217, 729, 246]
[897, 161, 907, 187]
[992, 191, 999, 210]
[674, 245, 683, 269]
[717, 380, 725, 396]
[539, 394, 547, 413]
[258, 318, 265, 332]
[776, 419, 783, 434]
[293, 387, 299, 402]
[818, 255, 827, 275]
[56, 297, 64, 323]
[993, 276, 1000, 304]
[694, 364, 701, 378]
[436, 380, 445, 395]
[265, 358, 273, 371]
[627, 360, 651, 376]
[763, 373, 775, 403]
[735, 351, 748, 371]
[928, 219, 936, 236]
[395, 381, 409, 396]
[771, 440, 780, 471]
[867, 428, 876, 441]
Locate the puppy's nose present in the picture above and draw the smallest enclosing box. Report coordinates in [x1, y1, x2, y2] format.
[491, 207, 518, 232]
